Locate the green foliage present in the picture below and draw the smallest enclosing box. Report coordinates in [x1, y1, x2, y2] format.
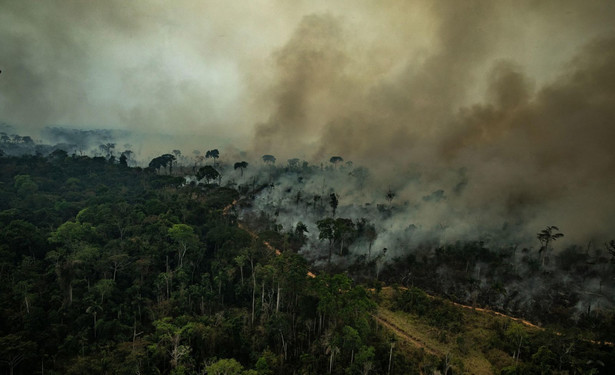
[206, 358, 249, 375]
[0, 154, 612, 375]
[13, 174, 38, 195]
[197, 165, 220, 184]
[393, 288, 462, 332]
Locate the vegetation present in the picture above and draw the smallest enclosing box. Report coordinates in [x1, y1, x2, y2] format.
[0, 150, 613, 374]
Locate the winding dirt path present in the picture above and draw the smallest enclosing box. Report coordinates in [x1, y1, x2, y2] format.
[372, 313, 440, 356]
[449, 301, 541, 329]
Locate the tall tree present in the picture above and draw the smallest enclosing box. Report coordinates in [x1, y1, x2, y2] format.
[329, 193, 339, 217]
[537, 226, 564, 266]
[333, 218, 356, 256]
[234, 161, 248, 177]
[168, 224, 198, 270]
[317, 218, 336, 266]
[148, 154, 176, 174]
[205, 149, 220, 166]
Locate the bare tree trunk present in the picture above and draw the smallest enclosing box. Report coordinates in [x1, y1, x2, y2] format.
[280, 331, 287, 361]
[515, 335, 523, 365]
[276, 282, 281, 313]
[388, 342, 394, 375]
[251, 268, 256, 324]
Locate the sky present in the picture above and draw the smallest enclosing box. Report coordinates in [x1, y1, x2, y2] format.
[1, 0, 615, 243]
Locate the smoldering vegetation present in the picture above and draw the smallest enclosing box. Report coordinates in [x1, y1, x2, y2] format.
[250, 7, 615, 247]
[241, 5, 615, 323]
[228, 159, 615, 327]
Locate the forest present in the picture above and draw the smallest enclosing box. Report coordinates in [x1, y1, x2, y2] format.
[0, 143, 614, 374]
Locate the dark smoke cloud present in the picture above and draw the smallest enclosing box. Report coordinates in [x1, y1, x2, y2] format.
[250, 1, 615, 244]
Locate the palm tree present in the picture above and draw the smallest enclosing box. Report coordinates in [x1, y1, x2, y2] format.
[537, 226, 564, 266]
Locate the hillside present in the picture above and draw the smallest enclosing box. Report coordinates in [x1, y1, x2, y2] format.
[373, 287, 614, 374]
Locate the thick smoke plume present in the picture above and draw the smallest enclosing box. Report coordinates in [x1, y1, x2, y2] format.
[250, 1, 615, 245]
[1, 0, 615, 243]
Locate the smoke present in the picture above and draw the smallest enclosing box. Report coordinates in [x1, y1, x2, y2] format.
[2, 0, 615, 242]
[0, 0, 254, 150]
[249, 1, 615, 245]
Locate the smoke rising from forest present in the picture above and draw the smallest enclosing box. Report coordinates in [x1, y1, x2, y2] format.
[2, 1, 615, 244]
[249, 2, 615, 245]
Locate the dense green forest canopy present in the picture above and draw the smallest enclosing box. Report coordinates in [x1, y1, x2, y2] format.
[0, 152, 613, 374]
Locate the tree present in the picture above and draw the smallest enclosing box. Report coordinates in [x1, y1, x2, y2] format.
[537, 226, 564, 266]
[168, 224, 198, 269]
[338, 218, 357, 255]
[234, 161, 248, 177]
[85, 299, 103, 339]
[506, 322, 527, 366]
[317, 218, 336, 266]
[119, 153, 128, 167]
[262, 154, 276, 165]
[149, 154, 176, 174]
[354, 345, 375, 375]
[531, 346, 557, 374]
[206, 358, 246, 375]
[329, 193, 339, 217]
[0, 334, 36, 375]
[385, 188, 396, 206]
[329, 156, 343, 167]
[13, 174, 38, 196]
[47, 220, 96, 307]
[357, 218, 377, 260]
[150, 318, 194, 371]
[121, 149, 133, 162]
[99, 143, 115, 158]
[197, 165, 221, 184]
[341, 325, 361, 367]
[206, 149, 220, 166]
[291, 222, 309, 250]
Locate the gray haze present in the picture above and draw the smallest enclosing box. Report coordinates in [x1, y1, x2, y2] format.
[2, 1, 615, 243]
